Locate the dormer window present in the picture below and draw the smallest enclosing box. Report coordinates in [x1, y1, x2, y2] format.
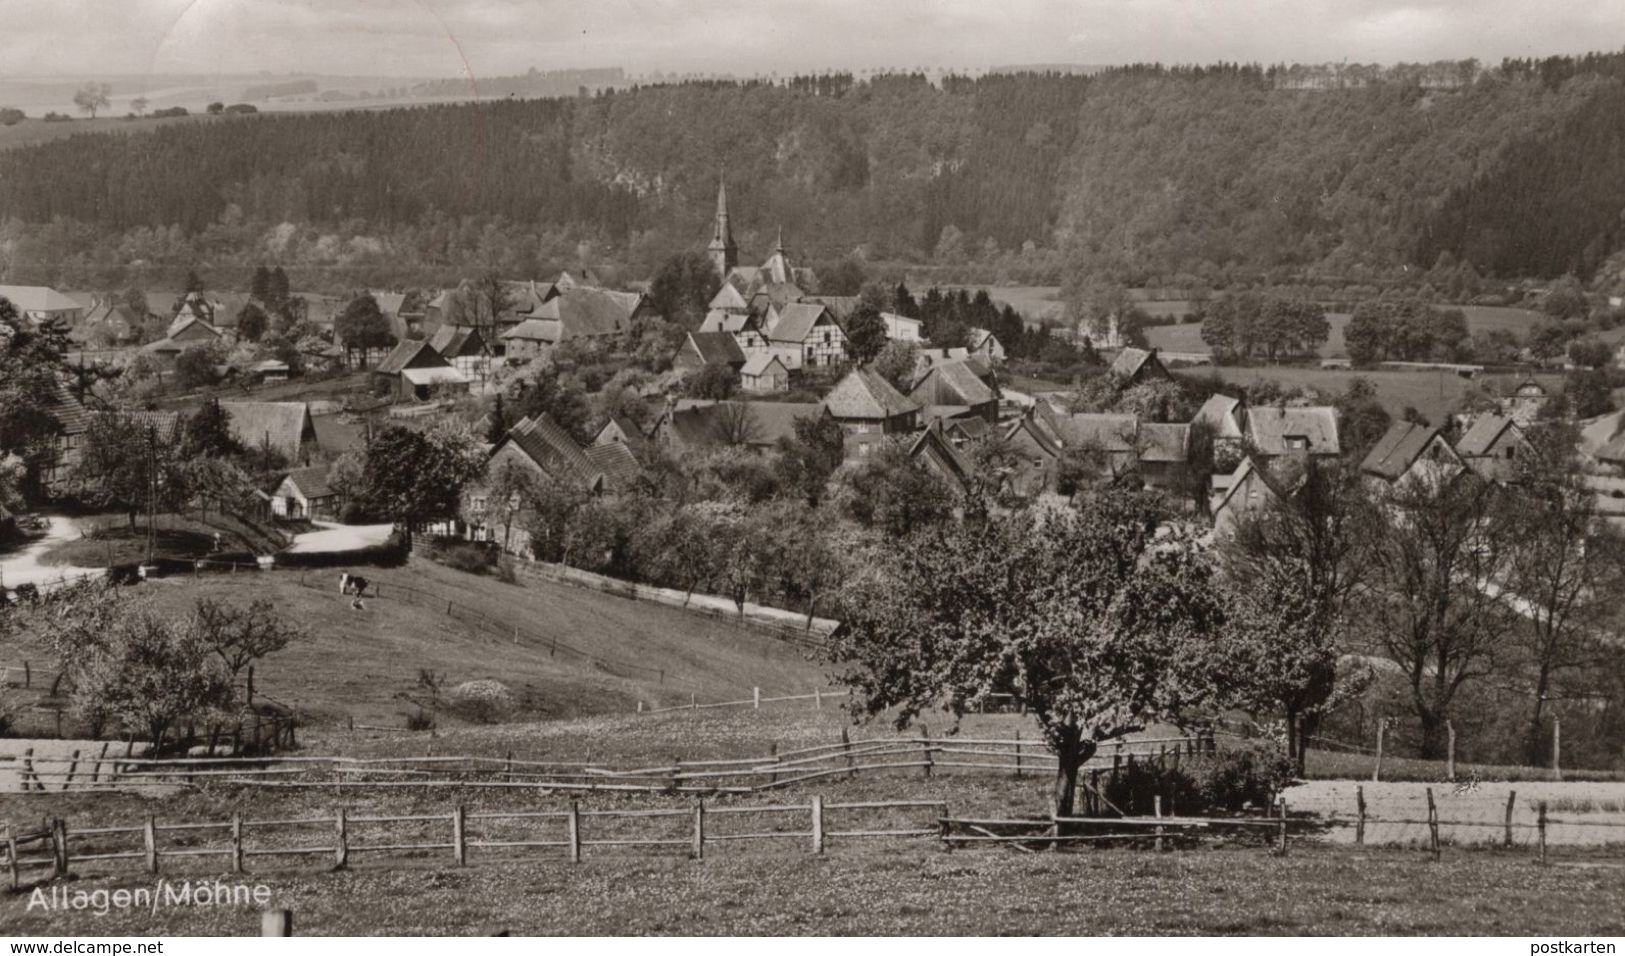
[1285, 436, 1309, 450]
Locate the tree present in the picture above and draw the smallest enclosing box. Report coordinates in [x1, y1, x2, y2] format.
[1562, 369, 1615, 418]
[774, 413, 845, 506]
[359, 425, 486, 543]
[649, 252, 721, 329]
[335, 293, 397, 366]
[191, 598, 303, 702]
[871, 340, 920, 392]
[844, 304, 888, 363]
[1357, 471, 1520, 758]
[174, 344, 223, 389]
[206, 101, 225, 115]
[841, 442, 954, 535]
[483, 456, 538, 553]
[833, 493, 1232, 817]
[1567, 338, 1612, 370]
[236, 302, 269, 343]
[514, 367, 593, 445]
[520, 470, 591, 562]
[1334, 378, 1392, 461]
[130, 96, 148, 117]
[250, 266, 273, 302]
[0, 297, 72, 496]
[684, 363, 738, 400]
[75, 416, 183, 531]
[486, 393, 510, 445]
[185, 270, 206, 294]
[180, 399, 241, 460]
[72, 82, 111, 119]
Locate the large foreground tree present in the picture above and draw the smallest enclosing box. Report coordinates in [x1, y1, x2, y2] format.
[832, 491, 1232, 817]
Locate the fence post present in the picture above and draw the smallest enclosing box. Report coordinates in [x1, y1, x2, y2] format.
[1355, 786, 1366, 846]
[692, 799, 705, 861]
[1153, 795, 1164, 852]
[23, 660, 29, 688]
[1446, 721, 1456, 782]
[637, 701, 643, 714]
[1276, 799, 1288, 856]
[1537, 800, 1548, 864]
[753, 686, 760, 710]
[1015, 730, 1023, 778]
[91, 741, 110, 785]
[334, 808, 348, 869]
[51, 818, 68, 878]
[452, 804, 466, 866]
[768, 745, 778, 786]
[261, 909, 294, 937]
[921, 724, 932, 779]
[1372, 720, 1385, 782]
[690, 692, 696, 710]
[1552, 719, 1562, 782]
[232, 813, 244, 874]
[1425, 787, 1440, 861]
[1504, 790, 1517, 848]
[567, 799, 581, 864]
[144, 814, 158, 874]
[811, 795, 824, 855]
[61, 749, 80, 792]
[7, 834, 19, 890]
[814, 687, 821, 710]
[841, 727, 854, 778]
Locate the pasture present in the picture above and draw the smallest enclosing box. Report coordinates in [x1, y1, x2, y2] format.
[1175, 366, 1565, 424]
[1146, 305, 1547, 359]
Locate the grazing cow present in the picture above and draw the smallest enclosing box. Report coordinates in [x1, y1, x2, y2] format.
[339, 571, 351, 594]
[349, 575, 369, 598]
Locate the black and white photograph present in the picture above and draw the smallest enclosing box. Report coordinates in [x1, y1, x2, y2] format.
[1, 0, 1625, 941]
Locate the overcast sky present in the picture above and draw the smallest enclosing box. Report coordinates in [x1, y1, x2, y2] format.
[0, 0, 1621, 80]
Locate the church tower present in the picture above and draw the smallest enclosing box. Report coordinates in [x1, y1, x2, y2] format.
[707, 179, 738, 280]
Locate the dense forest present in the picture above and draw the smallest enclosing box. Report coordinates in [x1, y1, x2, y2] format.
[1, 54, 1624, 292]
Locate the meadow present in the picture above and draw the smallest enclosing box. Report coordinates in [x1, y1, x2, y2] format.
[1174, 366, 1565, 424]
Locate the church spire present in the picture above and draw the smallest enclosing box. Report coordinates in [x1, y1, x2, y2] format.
[707, 178, 737, 280]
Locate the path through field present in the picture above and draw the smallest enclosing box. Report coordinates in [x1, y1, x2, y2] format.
[285, 521, 393, 553]
[0, 516, 102, 590]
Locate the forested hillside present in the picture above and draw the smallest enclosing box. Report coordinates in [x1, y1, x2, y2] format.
[1, 54, 1623, 291]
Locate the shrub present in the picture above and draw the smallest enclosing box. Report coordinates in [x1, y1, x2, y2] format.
[0, 108, 24, 126]
[419, 536, 496, 575]
[448, 679, 513, 723]
[405, 708, 435, 732]
[1101, 739, 1296, 815]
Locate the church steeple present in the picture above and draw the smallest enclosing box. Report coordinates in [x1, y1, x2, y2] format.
[707, 178, 738, 280]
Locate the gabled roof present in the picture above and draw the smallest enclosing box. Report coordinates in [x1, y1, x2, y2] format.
[1245, 406, 1341, 456]
[908, 423, 975, 496]
[1193, 394, 1245, 440]
[1456, 413, 1521, 457]
[428, 324, 486, 358]
[967, 327, 1001, 351]
[583, 442, 643, 493]
[1137, 422, 1190, 463]
[662, 401, 826, 450]
[279, 464, 335, 500]
[0, 285, 83, 314]
[807, 296, 860, 326]
[741, 353, 786, 377]
[708, 283, 750, 312]
[683, 331, 746, 367]
[908, 360, 997, 408]
[1058, 413, 1139, 454]
[376, 339, 448, 374]
[1109, 347, 1163, 380]
[400, 366, 470, 387]
[700, 309, 755, 334]
[43, 380, 90, 435]
[217, 401, 315, 461]
[117, 410, 182, 442]
[528, 287, 645, 338]
[767, 303, 836, 344]
[166, 314, 222, 340]
[500, 318, 562, 343]
[822, 367, 920, 420]
[502, 414, 602, 490]
[1360, 421, 1457, 481]
[946, 417, 991, 441]
[594, 413, 653, 462]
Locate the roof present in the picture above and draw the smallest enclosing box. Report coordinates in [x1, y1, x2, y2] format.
[280, 464, 335, 500]
[400, 366, 470, 387]
[1456, 413, 1520, 457]
[767, 303, 835, 344]
[1058, 413, 1138, 454]
[708, 283, 751, 312]
[500, 318, 562, 343]
[217, 401, 314, 461]
[908, 423, 975, 495]
[947, 417, 991, 441]
[700, 310, 754, 334]
[376, 339, 447, 374]
[43, 380, 90, 435]
[583, 442, 643, 492]
[118, 410, 182, 441]
[822, 367, 921, 420]
[529, 287, 645, 338]
[0, 285, 82, 314]
[1109, 347, 1162, 379]
[1137, 422, 1190, 463]
[1245, 406, 1341, 456]
[663, 401, 826, 450]
[1193, 394, 1245, 440]
[428, 324, 485, 358]
[741, 353, 786, 377]
[908, 360, 997, 408]
[166, 314, 222, 340]
[594, 413, 653, 461]
[1361, 421, 1443, 480]
[502, 414, 602, 489]
[808, 296, 860, 326]
[683, 331, 746, 367]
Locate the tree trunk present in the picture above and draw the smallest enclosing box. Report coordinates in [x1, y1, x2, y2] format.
[1050, 725, 1095, 820]
[1524, 665, 1553, 766]
[1418, 709, 1449, 760]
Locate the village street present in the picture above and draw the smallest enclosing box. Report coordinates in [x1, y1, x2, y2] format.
[0, 515, 101, 590]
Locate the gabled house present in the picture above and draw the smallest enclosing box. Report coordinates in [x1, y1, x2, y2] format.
[1360, 421, 1463, 490]
[271, 465, 338, 520]
[592, 413, 654, 466]
[908, 421, 976, 498]
[908, 360, 1000, 425]
[373, 340, 468, 403]
[0, 285, 85, 325]
[740, 354, 790, 393]
[699, 309, 770, 354]
[471, 414, 605, 555]
[966, 327, 1006, 363]
[822, 367, 921, 457]
[652, 400, 830, 455]
[1000, 411, 1064, 497]
[1136, 422, 1191, 495]
[1502, 380, 1549, 425]
[218, 401, 319, 466]
[1211, 457, 1287, 537]
[1455, 413, 1530, 481]
[583, 442, 644, 494]
[881, 312, 923, 342]
[764, 302, 846, 371]
[1245, 406, 1341, 459]
[1192, 393, 1246, 448]
[500, 320, 557, 365]
[1107, 347, 1169, 385]
[427, 325, 492, 379]
[674, 331, 747, 376]
[40, 380, 90, 495]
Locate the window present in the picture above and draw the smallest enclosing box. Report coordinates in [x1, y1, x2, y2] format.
[823, 330, 831, 345]
[1286, 436, 1309, 450]
[1506, 446, 1516, 460]
[471, 496, 488, 513]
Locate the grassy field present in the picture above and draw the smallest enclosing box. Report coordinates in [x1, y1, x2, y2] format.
[1175, 366, 1565, 424]
[39, 513, 275, 568]
[2, 558, 826, 733]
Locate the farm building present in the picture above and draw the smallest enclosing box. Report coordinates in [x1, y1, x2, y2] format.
[966, 327, 1006, 363]
[1135, 422, 1191, 494]
[822, 367, 921, 457]
[0, 285, 86, 325]
[1456, 413, 1530, 481]
[374, 340, 467, 402]
[740, 354, 790, 393]
[1244, 406, 1341, 458]
[882, 312, 923, 342]
[908, 360, 999, 425]
[271, 465, 339, 520]
[1108, 347, 1170, 385]
[1360, 421, 1462, 490]
[1211, 457, 1287, 537]
[674, 331, 746, 376]
[763, 302, 847, 371]
[427, 325, 492, 379]
[218, 401, 319, 466]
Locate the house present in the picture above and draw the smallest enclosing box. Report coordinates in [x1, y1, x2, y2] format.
[1107, 347, 1170, 385]
[68, 294, 141, 346]
[583, 442, 644, 494]
[1192, 394, 1246, 449]
[740, 354, 790, 393]
[119, 410, 183, 445]
[764, 302, 846, 371]
[881, 312, 923, 342]
[1053, 412, 1141, 479]
[966, 327, 1006, 363]
[249, 359, 291, 383]
[908, 421, 976, 497]
[1244, 406, 1341, 458]
[1000, 411, 1065, 497]
[822, 367, 921, 457]
[908, 361, 1000, 425]
[592, 413, 653, 463]
[500, 319, 557, 365]
[1360, 421, 1463, 489]
[40, 380, 90, 494]
[374, 340, 466, 403]
[1455, 413, 1530, 481]
[1136, 422, 1191, 494]
[673, 331, 747, 376]
[1502, 379, 1549, 425]
[471, 414, 606, 554]
[218, 401, 319, 465]
[427, 324, 492, 380]
[699, 309, 770, 354]
[0, 285, 86, 325]
[1211, 457, 1286, 537]
[502, 283, 653, 344]
[271, 465, 338, 520]
[652, 401, 829, 455]
[942, 416, 992, 447]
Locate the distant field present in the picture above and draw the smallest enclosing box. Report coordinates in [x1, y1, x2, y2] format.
[1148, 304, 1546, 359]
[1176, 366, 1565, 424]
[0, 113, 238, 151]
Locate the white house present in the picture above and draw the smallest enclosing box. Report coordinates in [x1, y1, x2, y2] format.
[882, 312, 923, 342]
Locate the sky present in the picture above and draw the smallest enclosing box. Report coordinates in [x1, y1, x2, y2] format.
[0, 0, 1621, 80]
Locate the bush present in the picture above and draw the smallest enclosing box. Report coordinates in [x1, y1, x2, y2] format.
[1102, 739, 1296, 815]
[0, 107, 24, 126]
[419, 536, 496, 575]
[405, 708, 435, 732]
[448, 679, 514, 723]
